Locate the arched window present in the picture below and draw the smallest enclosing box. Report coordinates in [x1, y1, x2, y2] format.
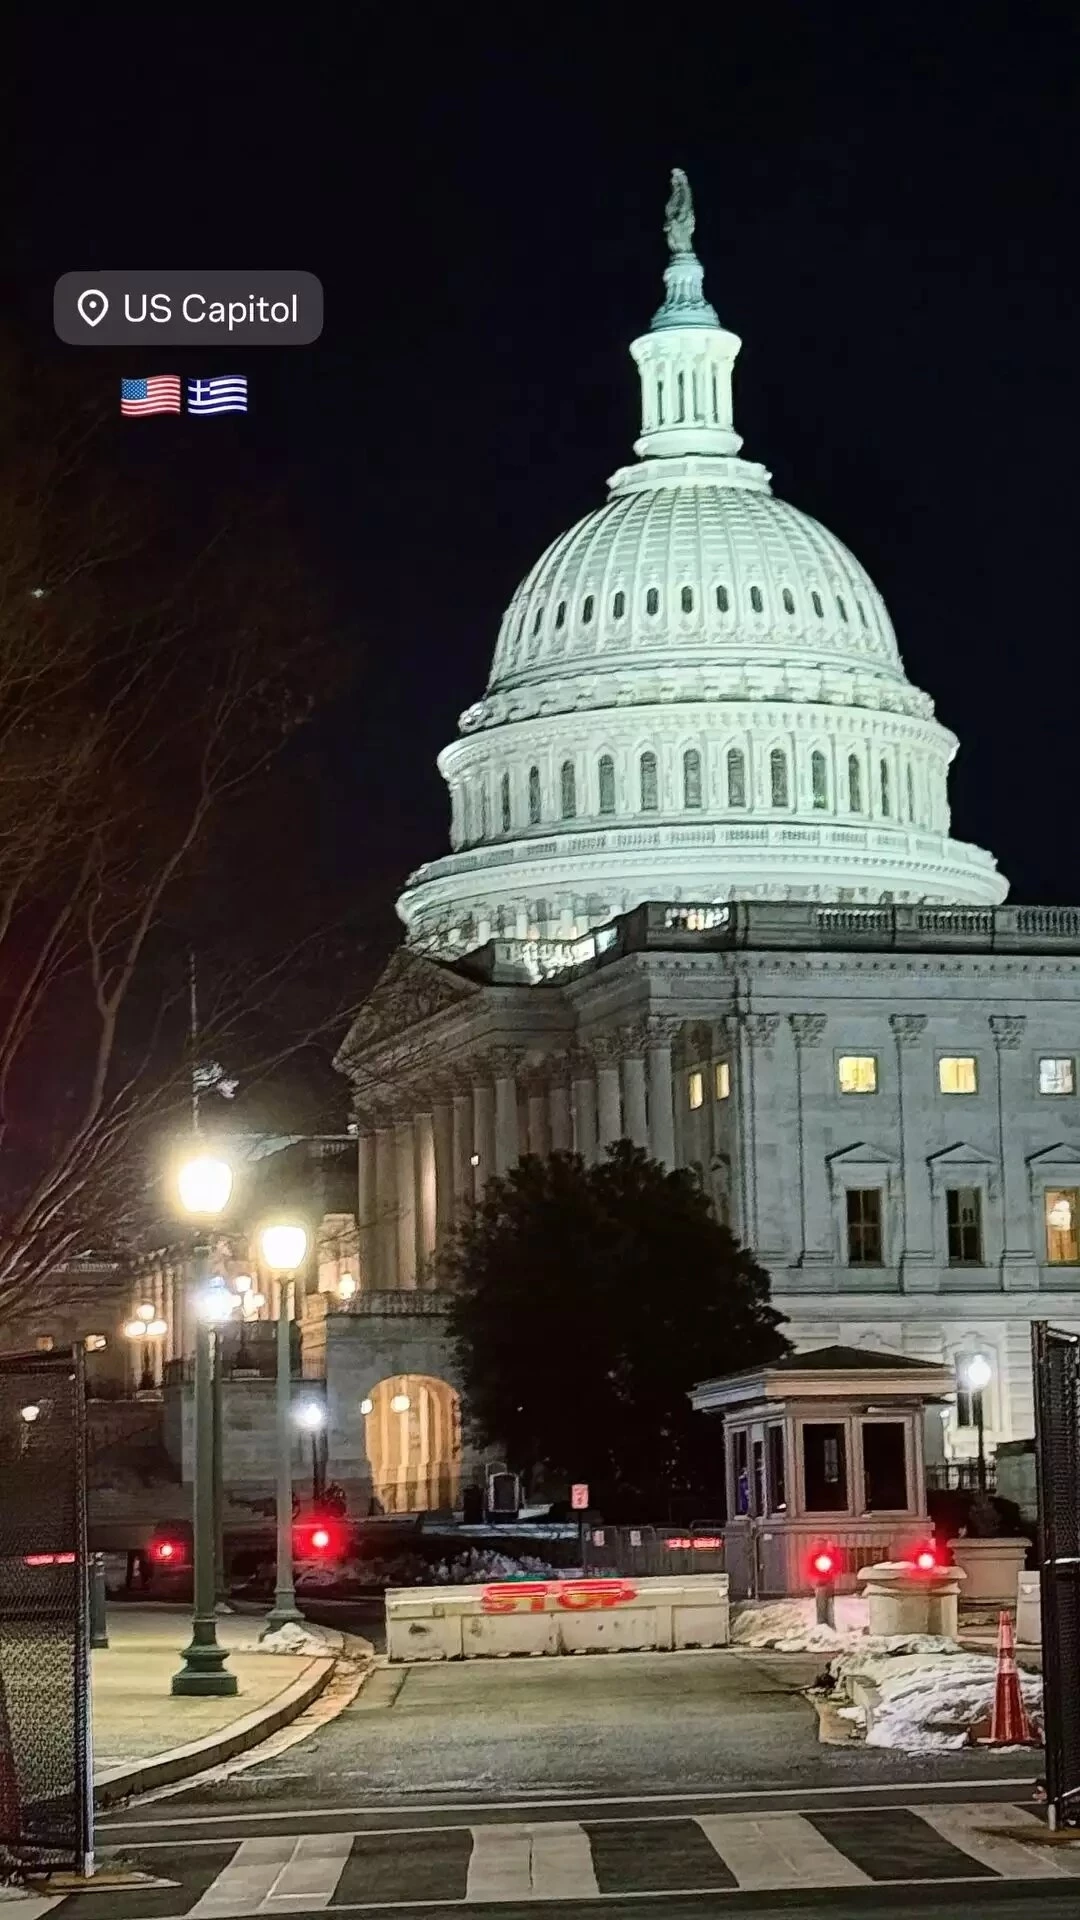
[858, 600, 868, 628]
[582, 594, 594, 624]
[677, 371, 685, 421]
[480, 783, 490, 838]
[555, 600, 566, 630]
[811, 750, 828, 809]
[848, 753, 863, 813]
[528, 765, 542, 825]
[782, 587, 795, 614]
[681, 585, 694, 613]
[640, 751, 659, 811]
[727, 748, 746, 808]
[683, 748, 702, 808]
[716, 584, 729, 612]
[811, 590, 824, 618]
[612, 589, 626, 619]
[560, 759, 577, 820]
[837, 595, 848, 622]
[750, 585, 763, 612]
[711, 370, 719, 420]
[656, 378, 664, 425]
[532, 604, 544, 634]
[770, 748, 789, 808]
[462, 786, 473, 844]
[907, 764, 916, 822]
[879, 759, 891, 817]
[500, 771, 511, 833]
[598, 753, 616, 816]
[646, 587, 660, 616]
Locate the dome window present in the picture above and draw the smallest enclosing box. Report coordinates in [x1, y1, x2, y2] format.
[555, 600, 567, 630]
[676, 371, 686, 423]
[598, 754, 616, 816]
[640, 751, 659, 812]
[532, 605, 544, 636]
[715, 584, 729, 613]
[811, 750, 828, 810]
[770, 749, 789, 809]
[811, 590, 824, 618]
[837, 595, 849, 622]
[711, 371, 719, 422]
[461, 787, 473, 845]
[858, 599, 869, 628]
[582, 594, 595, 625]
[782, 588, 795, 615]
[480, 785, 490, 839]
[500, 771, 511, 834]
[726, 748, 746, 808]
[681, 585, 694, 614]
[612, 590, 626, 619]
[907, 764, 916, 822]
[646, 587, 660, 616]
[750, 585, 763, 613]
[528, 765, 542, 825]
[880, 759, 891, 817]
[683, 748, 702, 809]
[560, 760, 577, 820]
[848, 754, 863, 814]
[656, 378, 664, 426]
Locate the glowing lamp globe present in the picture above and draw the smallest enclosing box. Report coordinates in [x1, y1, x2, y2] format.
[259, 1222, 308, 1273]
[294, 1400, 325, 1431]
[338, 1274, 357, 1300]
[196, 1285, 238, 1325]
[964, 1355, 992, 1392]
[147, 1318, 168, 1338]
[390, 1393, 411, 1413]
[177, 1153, 233, 1218]
[359, 1397, 374, 1415]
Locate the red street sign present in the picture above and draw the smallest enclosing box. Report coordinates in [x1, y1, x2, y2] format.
[571, 1483, 589, 1510]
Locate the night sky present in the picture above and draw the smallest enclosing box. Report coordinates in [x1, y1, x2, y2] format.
[9, 6, 1080, 984]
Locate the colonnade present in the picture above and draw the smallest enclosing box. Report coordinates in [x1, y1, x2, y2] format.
[355, 1021, 680, 1289]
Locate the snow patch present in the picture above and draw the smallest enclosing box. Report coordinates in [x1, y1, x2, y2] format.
[829, 1646, 1043, 1752]
[255, 1622, 339, 1656]
[731, 1597, 958, 1656]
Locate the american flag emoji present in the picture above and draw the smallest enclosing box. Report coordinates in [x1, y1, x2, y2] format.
[120, 376, 182, 417]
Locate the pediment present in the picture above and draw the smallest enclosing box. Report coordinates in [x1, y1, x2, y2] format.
[826, 1141, 898, 1172]
[336, 948, 482, 1068]
[926, 1141, 996, 1171]
[1026, 1142, 1080, 1171]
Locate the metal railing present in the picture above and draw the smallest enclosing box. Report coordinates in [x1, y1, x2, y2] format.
[580, 1522, 726, 1578]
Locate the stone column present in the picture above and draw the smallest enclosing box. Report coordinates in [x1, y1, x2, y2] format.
[373, 1119, 397, 1289]
[451, 1078, 474, 1209]
[491, 1048, 521, 1174]
[394, 1114, 417, 1289]
[414, 1110, 437, 1275]
[990, 1015, 1034, 1272]
[646, 1018, 678, 1168]
[621, 1023, 649, 1151]
[357, 1125, 377, 1291]
[743, 1014, 782, 1254]
[432, 1091, 455, 1245]
[473, 1077, 497, 1196]
[593, 1033, 623, 1148]
[571, 1048, 598, 1164]
[547, 1054, 573, 1152]
[525, 1067, 549, 1158]
[890, 1014, 931, 1282]
[788, 1014, 828, 1264]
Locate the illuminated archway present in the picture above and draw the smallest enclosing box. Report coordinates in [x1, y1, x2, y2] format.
[362, 1374, 461, 1513]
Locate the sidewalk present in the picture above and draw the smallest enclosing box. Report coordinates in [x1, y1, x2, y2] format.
[92, 1606, 336, 1800]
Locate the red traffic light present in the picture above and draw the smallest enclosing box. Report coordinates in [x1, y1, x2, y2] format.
[913, 1545, 938, 1572]
[311, 1527, 331, 1552]
[152, 1539, 182, 1564]
[294, 1515, 345, 1559]
[810, 1547, 837, 1580]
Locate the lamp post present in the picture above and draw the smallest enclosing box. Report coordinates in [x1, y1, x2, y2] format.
[963, 1354, 992, 1495]
[123, 1304, 169, 1391]
[260, 1220, 309, 1633]
[172, 1151, 237, 1696]
[295, 1399, 327, 1503]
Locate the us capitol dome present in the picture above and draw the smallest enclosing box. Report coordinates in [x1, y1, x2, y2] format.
[399, 172, 1005, 955]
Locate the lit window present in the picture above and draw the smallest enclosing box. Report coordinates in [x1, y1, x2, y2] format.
[750, 585, 763, 612]
[946, 1187, 983, 1265]
[846, 1188, 883, 1265]
[582, 594, 594, 624]
[646, 587, 660, 616]
[555, 601, 566, 629]
[955, 1362, 986, 1430]
[640, 751, 658, 811]
[613, 590, 626, 619]
[848, 754, 863, 812]
[35, 1335, 54, 1351]
[500, 771, 511, 833]
[598, 753, 615, 815]
[716, 584, 729, 613]
[782, 587, 795, 614]
[838, 1054, 877, 1094]
[683, 748, 702, 808]
[1046, 1189, 1080, 1263]
[811, 589, 824, 617]
[681, 585, 694, 613]
[811, 750, 828, 809]
[560, 760, 576, 819]
[727, 747, 746, 808]
[1040, 1057, 1075, 1095]
[84, 1334, 107, 1352]
[939, 1055, 977, 1094]
[688, 1070, 704, 1110]
[770, 748, 789, 808]
[715, 1061, 731, 1100]
[528, 765, 542, 825]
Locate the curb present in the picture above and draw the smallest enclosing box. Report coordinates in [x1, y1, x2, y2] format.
[92, 1655, 335, 1807]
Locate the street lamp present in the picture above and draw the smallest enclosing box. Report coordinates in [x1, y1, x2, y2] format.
[963, 1354, 993, 1494]
[295, 1399, 327, 1502]
[337, 1273, 357, 1301]
[172, 1150, 237, 1697]
[124, 1306, 169, 1390]
[259, 1218, 309, 1632]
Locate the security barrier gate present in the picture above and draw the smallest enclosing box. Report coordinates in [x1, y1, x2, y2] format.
[1033, 1322, 1080, 1830]
[0, 1346, 92, 1873]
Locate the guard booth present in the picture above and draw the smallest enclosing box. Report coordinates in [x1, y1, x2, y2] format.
[690, 1345, 954, 1598]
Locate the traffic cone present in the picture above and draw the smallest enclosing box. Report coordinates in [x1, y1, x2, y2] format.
[988, 1608, 1035, 1745]
[0, 1668, 20, 1841]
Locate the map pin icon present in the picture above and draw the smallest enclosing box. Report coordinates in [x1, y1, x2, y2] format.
[76, 288, 108, 328]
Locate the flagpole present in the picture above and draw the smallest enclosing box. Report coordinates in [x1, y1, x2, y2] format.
[189, 948, 200, 1135]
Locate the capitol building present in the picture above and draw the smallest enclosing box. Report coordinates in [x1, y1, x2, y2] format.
[329, 173, 1080, 1513]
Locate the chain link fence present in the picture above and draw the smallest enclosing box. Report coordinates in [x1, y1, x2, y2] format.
[579, 1522, 726, 1578]
[1033, 1322, 1080, 1831]
[0, 1347, 92, 1873]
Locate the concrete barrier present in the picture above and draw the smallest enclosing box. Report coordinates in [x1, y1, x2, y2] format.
[386, 1574, 730, 1662]
[1016, 1571, 1041, 1646]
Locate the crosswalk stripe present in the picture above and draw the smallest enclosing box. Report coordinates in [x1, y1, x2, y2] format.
[695, 1812, 872, 1889]
[912, 1803, 1080, 1879]
[260, 1830, 355, 1908]
[189, 1836, 297, 1916]
[529, 1823, 600, 1899]
[466, 1825, 534, 1901]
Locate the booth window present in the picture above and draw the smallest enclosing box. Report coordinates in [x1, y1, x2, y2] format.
[803, 1422, 848, 1512]
[767, 1424, 786, 1512]
[861, 1421, 908, 1511]
[732, 1428, 750, 1515]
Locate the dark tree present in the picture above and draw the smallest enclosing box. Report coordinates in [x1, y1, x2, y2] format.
[442, 1142, 789, 1510]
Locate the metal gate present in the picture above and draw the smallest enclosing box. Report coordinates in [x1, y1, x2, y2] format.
[1032, 1321, 1080, 1830]
[0, 1346, 92, 1872]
